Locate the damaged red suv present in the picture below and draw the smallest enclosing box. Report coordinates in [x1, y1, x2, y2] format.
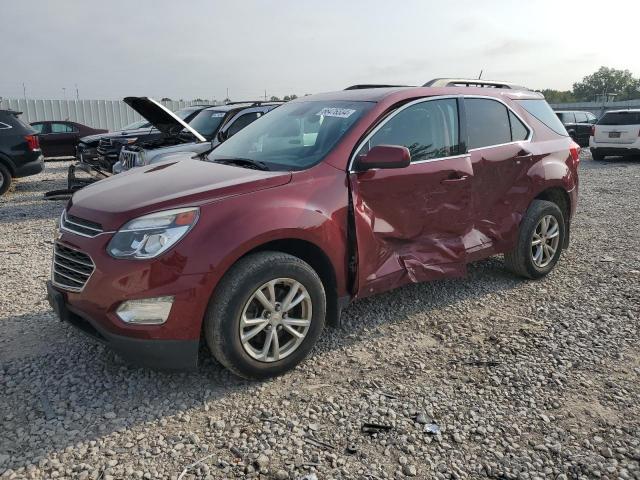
[48, 79, 579, 378]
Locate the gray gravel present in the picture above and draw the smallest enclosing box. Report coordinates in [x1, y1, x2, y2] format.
[1, 153, 639, 479]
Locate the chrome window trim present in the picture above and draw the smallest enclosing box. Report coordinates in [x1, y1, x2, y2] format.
[348, 95, 463, 172]
[348, 94, 534, 171]
[463, 95, 533, 151]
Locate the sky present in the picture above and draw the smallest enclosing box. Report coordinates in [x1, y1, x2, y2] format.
[1, 0, 639, 101]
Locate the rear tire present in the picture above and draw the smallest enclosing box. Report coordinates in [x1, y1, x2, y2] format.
[590, 149, 604, 161]
[204, 251, 326, 379]
[504, 200, 565, 279]
[0, 163, 12, 196]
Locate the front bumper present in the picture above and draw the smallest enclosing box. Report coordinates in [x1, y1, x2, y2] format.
[47, 281, 200, 370]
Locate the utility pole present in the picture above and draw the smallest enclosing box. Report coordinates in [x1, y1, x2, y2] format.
[478, 69, 483, 80]
[22, 82, 26, 100]
[62, 87, 67, 100]
[75, 84, 79, 100]
[264, 89, 267, 101]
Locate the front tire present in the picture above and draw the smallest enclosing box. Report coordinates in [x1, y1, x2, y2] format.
[204, 251, 326, 379]
[0, 163, 12, 196]
[504, 200, 565, 279]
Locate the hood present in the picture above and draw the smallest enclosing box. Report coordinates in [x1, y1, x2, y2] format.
[69, 155, 291, 229]
[80, 128, 156, 144]
[124, 97, 206, 142]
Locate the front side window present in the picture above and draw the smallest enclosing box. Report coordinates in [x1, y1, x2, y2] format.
[207, 100, 373, 171]
[466, 98, 511, 149]
[356, 98, 460, 162]
[51, 122, 75, 133]
[31, 123, 45, 133]
[227, 112, 261, 138]
[575, 112, 588, 123]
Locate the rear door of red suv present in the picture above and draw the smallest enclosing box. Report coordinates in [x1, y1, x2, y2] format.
[349, 97, 474, 297]
[463, 96, 533, 254]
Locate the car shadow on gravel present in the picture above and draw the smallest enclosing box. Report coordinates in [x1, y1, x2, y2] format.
[0, 255, 523, 470]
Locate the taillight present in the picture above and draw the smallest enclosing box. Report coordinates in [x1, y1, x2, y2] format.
[569, 142, 580, 168]
[25, 134, 40, 151]
[590, 125, 595, 137]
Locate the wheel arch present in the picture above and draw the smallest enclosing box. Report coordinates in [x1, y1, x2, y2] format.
[237, 238, 343, 327]
[0, 152, 16, 176]
[533, 186, 571, 248]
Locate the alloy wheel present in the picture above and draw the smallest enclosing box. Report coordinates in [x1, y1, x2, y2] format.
[531, 215, 560, 268]
[239, 278, 312, 362]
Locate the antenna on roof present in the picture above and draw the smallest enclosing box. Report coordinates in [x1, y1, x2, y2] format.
[478, 70, 483, 80]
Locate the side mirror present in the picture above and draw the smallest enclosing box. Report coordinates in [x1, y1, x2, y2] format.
[356, 145, 411, 171]
[217, 129, 228, 143]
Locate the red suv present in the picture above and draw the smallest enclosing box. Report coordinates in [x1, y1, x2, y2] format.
[47, 79, 579, 379]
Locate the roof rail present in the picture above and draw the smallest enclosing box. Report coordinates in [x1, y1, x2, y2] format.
[344, 84, 411, 90]
[423, 78, 528, 90]
[223, 100, 284, 106]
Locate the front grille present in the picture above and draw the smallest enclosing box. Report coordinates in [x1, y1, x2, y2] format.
[98, 138, 112, 148]
[60, 210, 104, 238]
[119, 149, 139, 170]
[52, 243, 95, 292]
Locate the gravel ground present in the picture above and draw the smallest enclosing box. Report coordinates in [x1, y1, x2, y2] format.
[0, 153, 639, 480]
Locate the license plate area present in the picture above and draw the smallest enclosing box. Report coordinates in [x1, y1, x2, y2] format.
[608, 131, 621, 138]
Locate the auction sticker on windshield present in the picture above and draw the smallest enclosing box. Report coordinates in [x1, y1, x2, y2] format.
[316, 107, 356, 118]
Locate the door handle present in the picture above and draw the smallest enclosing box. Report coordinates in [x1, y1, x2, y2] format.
[441, 172, 469, 184]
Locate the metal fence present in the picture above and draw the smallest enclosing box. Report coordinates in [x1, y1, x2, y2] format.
[0, 98, 218, 131]
[550, 99, 640, 118]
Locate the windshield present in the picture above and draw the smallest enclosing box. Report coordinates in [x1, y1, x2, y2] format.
[598, 111, 640, 126]
[186, 110, 226, 137]
[207, 100, 373, 171]
[123, 119, 151, 130]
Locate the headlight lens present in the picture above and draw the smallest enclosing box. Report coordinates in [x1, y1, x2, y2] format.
[125, 137, 138, 144]
[107, 207, 199, 259]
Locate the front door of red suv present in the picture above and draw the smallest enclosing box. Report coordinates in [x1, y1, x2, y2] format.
[349, 97, 473, 298]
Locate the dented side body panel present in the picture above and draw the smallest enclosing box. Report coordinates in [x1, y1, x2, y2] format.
[343, 91, 578, 300]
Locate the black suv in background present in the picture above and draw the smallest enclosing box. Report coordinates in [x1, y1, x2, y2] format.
[0, 110, 44, 195]
[555, 110, 598, 146]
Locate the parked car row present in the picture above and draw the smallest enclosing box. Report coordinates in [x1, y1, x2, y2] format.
[46, 79, 582, 379]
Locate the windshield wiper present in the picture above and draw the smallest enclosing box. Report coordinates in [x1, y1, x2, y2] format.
[210, 157, 270, 171]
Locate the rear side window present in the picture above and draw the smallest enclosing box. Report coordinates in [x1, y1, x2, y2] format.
[516, 99, 568, 136]
[509, 111, 529, 141]
[31, 123, 45, 133]
[466, 98, 511, 148]
[358, 98, 461, 162]
[598, 111, 640, 125]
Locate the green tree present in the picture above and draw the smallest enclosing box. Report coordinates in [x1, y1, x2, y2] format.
[572, 67, 640, 101]
[270, 96, 280, 101]
[161, 97, 172, 102]
[539, 89, 576, 104]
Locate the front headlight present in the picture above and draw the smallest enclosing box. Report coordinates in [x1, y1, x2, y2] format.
[107, 207, 199, 259]
[125, 137, 138, 144]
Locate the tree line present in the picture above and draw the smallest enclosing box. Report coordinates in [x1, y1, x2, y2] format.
[541, 66, 640, 103]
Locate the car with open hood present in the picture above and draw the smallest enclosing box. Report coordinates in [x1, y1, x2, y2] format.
[79, 103, 212, 169]
[47, 79, 580, 379]
[113, 98, 281, 174]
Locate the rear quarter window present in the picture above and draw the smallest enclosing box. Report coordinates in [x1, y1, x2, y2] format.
[598, 112, 640, 125]
[516, 100, 568, 136]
